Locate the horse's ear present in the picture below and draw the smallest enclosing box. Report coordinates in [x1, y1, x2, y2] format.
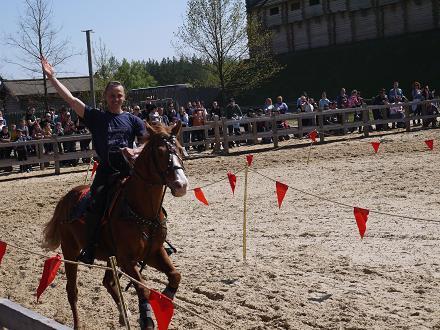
[171, 121, 182, 136]
[145, 121, 155, 135]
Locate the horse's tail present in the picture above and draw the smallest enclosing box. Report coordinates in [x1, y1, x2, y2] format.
[42, 186, 86, 250]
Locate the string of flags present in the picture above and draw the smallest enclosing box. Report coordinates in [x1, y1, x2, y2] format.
[370, 139, 434, 153]
[0, 240, 175, 329]
[192, 134, 438, 239]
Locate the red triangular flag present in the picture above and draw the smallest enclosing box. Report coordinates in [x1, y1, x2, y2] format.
[91, 160, 99, 179]
[425, 139, 434, 150]
[227, 172, 237, 195]
[36, 254, 62, 301]
[0, 241, 6, 265]
[309, 130, 318, 142]
[371, 142, 380, 153]
[246, 154, 253, 166]
[275, 181, 288, 208]
[353, 207, 369, 239]
[193, 188, 209, 205]
[149, 289, 174, 330]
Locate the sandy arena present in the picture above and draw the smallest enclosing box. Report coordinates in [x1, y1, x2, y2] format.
[0, 129, 439, 329]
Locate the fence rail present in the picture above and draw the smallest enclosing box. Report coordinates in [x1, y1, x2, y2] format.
[0, 99, 438, 174]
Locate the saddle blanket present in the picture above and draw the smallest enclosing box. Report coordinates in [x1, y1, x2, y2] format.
[70, 188, 91, 222]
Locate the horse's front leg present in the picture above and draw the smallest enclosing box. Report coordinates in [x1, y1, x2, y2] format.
[102, 262, 132, 325]
[119, 258, 154, 330]
[147, 246, 181, 300]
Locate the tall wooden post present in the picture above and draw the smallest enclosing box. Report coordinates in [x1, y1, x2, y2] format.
[109, 256, 131, 330]
[243, 162, 248, 262]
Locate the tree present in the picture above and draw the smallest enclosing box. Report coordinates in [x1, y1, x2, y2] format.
[93, 37, 120, 100]
[113, 59, 157, 91]
[6, 0, 76, 109]
[175, 0, 281, 100]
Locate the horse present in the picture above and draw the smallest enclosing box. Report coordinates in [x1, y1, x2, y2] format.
[42, 122, 188, 329]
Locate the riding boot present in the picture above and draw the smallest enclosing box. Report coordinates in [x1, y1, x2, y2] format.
[77, 209, 101, 264]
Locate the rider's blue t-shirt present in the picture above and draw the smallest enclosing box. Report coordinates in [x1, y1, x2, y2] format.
[83, 106, 146, 168]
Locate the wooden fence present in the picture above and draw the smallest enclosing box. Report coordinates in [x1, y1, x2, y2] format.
[177, 98, 440, 153]
[0, 99, 438, 174]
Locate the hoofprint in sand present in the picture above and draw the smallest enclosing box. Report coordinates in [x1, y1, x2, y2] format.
[0, 129, 439, 329]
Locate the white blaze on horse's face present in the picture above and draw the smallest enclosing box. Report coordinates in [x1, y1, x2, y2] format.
[168, 153, 188, 197]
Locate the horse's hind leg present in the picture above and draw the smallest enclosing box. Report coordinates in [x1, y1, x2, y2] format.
[147, 246, 181, 300]
[102, 262, 131, 325]
[62, 248, 81, 329]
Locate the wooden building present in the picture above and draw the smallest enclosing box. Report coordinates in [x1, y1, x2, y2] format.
[246, 0, 440, 54]
[0, 76, 93, 116]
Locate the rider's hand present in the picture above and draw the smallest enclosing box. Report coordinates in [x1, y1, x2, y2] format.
[41, 56, 54, 79]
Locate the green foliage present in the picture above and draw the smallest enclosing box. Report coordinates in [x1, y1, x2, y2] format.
[175, 0, 282, 100]
[144, 56, 218, 87]
[112, 59, 157, 91]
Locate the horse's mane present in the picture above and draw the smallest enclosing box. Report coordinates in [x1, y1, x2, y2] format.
[147, 123, 172, 140]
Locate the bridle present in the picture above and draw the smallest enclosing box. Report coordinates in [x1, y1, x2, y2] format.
[132, 134, 185, 187]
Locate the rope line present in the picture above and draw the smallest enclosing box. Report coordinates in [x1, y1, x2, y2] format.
[3, 241, 226, 330]
[190, 166, 245, 190]
[248, 168, 440, 224]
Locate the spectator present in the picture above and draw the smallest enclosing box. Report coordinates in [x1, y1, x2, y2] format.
[319, 92, 330, 110]
[336, 88, 349, 109]
[209, 101, 222, 119]
[274, 96, 288, 114]
[191, 105, 206, 151]
[25, 107, 37, 136]
[41, 112, 55, 130]
[132, 105, 141, 118]
[10, 124, 18, 142]
[177, 106, 190, 149]
[297, 92, 307, 111]
[16, 118, 30, 138]
[372, 88, 389, 131]
[0, 110, 6, 126]
[421, 85, 438, 128]
[168, 102, 177, 120]
[62, 113, 78, 166]
[389, 81, 404, 103]
[157, 107, 169, 126]
[42, 121, 53, 154]
[32, 122, 44, 140]
[0, 125, 13, 172]
[225, 98, 243, 147]
[15, 129, 31, 172]
[411, 81, 423, 126]
[263, 98, 274, 115]
[0, 116, 5, 130]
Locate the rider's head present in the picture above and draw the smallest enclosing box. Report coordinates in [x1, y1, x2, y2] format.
[104, 81, 125, 113]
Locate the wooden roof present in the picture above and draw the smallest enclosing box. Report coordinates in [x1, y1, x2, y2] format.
[1, 76, 94, 96]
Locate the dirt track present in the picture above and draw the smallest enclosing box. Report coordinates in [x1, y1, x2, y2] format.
[1, 128, 439, 329]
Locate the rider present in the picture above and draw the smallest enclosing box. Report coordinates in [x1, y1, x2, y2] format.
[41, 57, 147, 264]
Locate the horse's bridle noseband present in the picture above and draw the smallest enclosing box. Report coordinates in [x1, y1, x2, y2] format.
[133, 134, 185, 186]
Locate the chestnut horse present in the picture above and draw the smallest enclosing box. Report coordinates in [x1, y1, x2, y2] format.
[42, 122, 188, 329]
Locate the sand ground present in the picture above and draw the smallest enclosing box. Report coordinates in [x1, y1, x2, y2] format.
[0, 128, 439, 329]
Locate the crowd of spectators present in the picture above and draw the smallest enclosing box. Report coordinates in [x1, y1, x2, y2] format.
[0, 106, 91, 172]
[0, 80, 439, 171]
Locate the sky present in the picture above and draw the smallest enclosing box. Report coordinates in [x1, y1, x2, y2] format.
[0, 0, 189, 79]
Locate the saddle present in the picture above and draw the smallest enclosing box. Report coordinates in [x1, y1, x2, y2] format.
[69, 179, 126, 225]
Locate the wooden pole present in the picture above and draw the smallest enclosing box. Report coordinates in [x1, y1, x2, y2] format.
[109, 256, 131, 330]
[243, 163, 248, 262]
[84, 157, 93, 185]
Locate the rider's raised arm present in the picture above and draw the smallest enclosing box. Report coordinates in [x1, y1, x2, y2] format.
[41, 57, 86, 118]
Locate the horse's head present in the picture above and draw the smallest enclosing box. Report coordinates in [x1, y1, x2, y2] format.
[133, 121, 188, 197]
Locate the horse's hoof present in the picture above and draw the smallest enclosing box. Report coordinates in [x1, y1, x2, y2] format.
[139, 317, 155, 330]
